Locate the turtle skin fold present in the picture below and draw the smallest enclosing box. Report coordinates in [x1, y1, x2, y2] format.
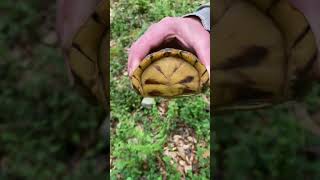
[57, 0, 109, 107]
[213, 0, 318, 113]
[131, 48, 209, 97]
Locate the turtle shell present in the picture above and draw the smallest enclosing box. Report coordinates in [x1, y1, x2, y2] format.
[131, 48, 209, 97]
[65, 0, 109, 107]
[213, 0, 318, 113]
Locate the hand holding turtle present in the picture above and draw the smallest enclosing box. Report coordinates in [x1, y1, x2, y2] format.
[57, 0, 109, 105]
[127, 17, 210, 76]
[57, 0, 102, 51]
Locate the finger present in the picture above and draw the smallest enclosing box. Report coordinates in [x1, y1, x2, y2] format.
[180, 17, 210, 74]
[128, 17, 177, 75]
[56, 0, 101, 50]
[197, 45, 211, 76]
[192, 33, 210, 74]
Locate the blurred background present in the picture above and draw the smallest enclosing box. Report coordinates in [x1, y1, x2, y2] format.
[0, 1, 107, 179]
[214, 86, 320, 179]
[1, 0, 320, 179]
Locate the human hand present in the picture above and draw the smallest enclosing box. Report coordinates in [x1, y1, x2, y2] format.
[127, 17, 210, 76]
[56, 0, 101, 51]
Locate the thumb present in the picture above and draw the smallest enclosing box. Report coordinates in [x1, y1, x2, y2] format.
[194, 42, 210, 76]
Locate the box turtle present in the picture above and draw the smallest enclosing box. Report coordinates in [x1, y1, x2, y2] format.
[57, 0, 109, 108]
[131, 48, 209, 97]
[213, 0, 318, 113]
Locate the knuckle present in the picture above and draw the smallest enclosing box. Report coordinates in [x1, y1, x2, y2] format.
[160, 16, 178, 24]
[158, 17, 184, 32]
[148, 23, 157, 31]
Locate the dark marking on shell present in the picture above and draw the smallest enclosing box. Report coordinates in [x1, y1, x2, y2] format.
[179, 51, 185, 58]
[292, 26, 310, 48]
[145, 79, 161, 84]
[217, 46, 268, 70]
[201, 70, 207, 77]
[148, 90, 162, 96]
[132, 84, 140, 94]
[132, 83, 139, 90]
[183, 88, 196, 94]
[193, 61, 198, 67]
[132, 75, 139, 81]
[92, 12, 103, 24]
[171, 66, 179, 76]
[171, 62, 183, 76]
[179, 76, 194, 84]
[154, 65, 167, 78]
[148, 54, 153, 61]
[154, 65, 165, 76]
[72, 43, 95, 63]
[154, 65, 162, 72]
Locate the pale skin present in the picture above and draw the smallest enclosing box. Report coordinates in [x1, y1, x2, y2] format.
[56, 0, 320, 79]
[127, 17, 210, 76]
[127, 1, 320, 78]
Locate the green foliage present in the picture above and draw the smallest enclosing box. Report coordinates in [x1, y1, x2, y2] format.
[0, 1, 106, 179]
[0, 0, 44, 45]
[215, 90, 320, 179]
[111, 0, 210, 178]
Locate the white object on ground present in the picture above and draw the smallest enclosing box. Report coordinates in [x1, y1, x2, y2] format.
[141, 97, 155, 109]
